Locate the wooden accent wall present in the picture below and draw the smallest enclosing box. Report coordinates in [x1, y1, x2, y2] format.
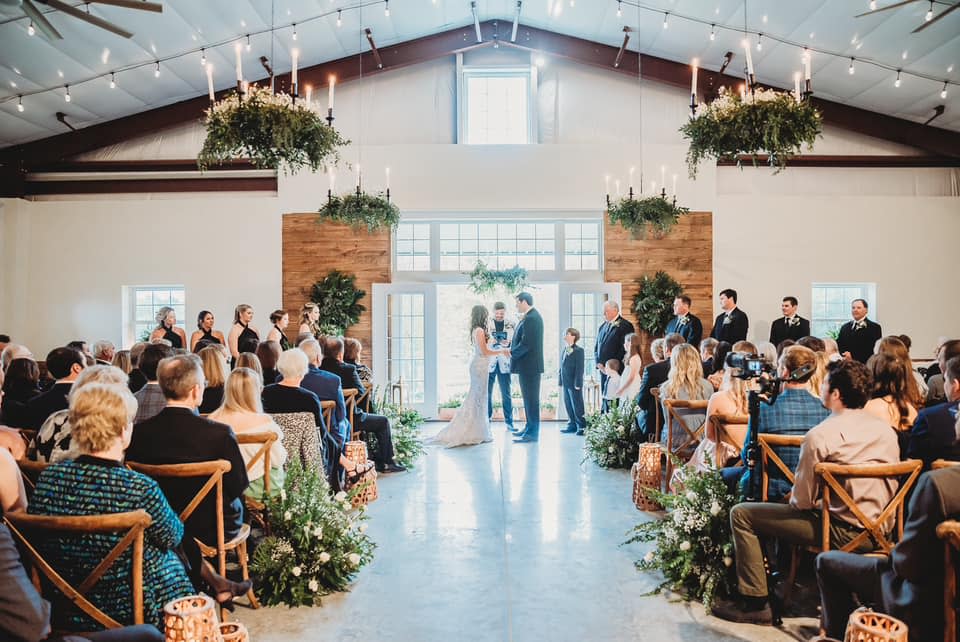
[281, 215, 391, 355]
[605, 211, 714, 343]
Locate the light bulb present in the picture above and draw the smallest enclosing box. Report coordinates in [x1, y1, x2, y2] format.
[110, 72, 116, 89]
[64, 85, 71, 102]
[27, 21, 35, 36]
[942, 82, 949, 99]
[757, 34, 762, 51]
[337, 10, 342, 27]
[894, 71, 901, 87]
[292, 24, 298, 40]
[663, 13, 669, 29]
[848, 58, 855, 75]
[245, 34, 251, 52]
[616, 1, 621, 18]
[926, 2, 933, 21]
[709, 24, 715, 41]
[384, 0, 390, 16]
[154, 62, 161, 78]
[17, 96, 23, 112]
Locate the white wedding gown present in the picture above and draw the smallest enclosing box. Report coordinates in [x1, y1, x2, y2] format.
[430, 341, 493, 448]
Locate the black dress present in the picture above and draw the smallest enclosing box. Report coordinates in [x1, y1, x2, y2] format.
[232, 323, 260, 369]
[162, 326, 183, 349]
[193, 329, 222, 353]
[274, 325, 293, 351]
[199, 386, 224, 414]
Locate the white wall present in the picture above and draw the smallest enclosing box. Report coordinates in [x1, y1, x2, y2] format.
[5, 54, 958, 356]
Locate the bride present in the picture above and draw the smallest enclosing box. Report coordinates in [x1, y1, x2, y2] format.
[430, 305, 509, 448]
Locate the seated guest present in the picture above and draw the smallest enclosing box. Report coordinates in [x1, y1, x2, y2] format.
[688, 364, 749, 474]
[712, 360, 900, 625]
[235, 352, 262, 381]
[26, 347, 85, 429]
[190, 310, 225, 353]
[0, 446, 27, 513]
[0, 334, 8, 353]
[797, 335, 825, 353]
[1, 357, 41, 428]
[706, 341, 732, 391]
[209, 368, 287, 500]
[836, 298, 882, 364]
[665, 295, 703, 347]
[756, 342, 778, 369]
[35, 365, 128, 463]
[344, 338, 374, 396]
[67, 341, 92, 361]
[126, 354, 250, 597]
[266, 310, 293, 351]
[876, 335, 926, 408]
[816, 465, 960, 642]
[0, 368, 26, 461]
[93, 340, 115, 366]
[768, 296, 810, 345]
[261, 349, 326, 429]
[30, 383, 195, 631]
[197, 345, 227, 414]
[320, 336, 406, 473]
[133, 344, 174, 424]
[127, 341, 149, 393]
[926, 339, 960, 406]
[775, 338, 795, 357]
[650, 338, 666, 363]
[658, 343, 713, 451]
[864, 353, 918, 439]
[700, 337, 718, 373]
[924, 337, 949, 382]
[112, 349, 132, 374]
[149, 306, 186, 350]
[256, 341, 282, 386]
[822, 337, 841, 362]
[635, 333, 685, 441]
[300, 340, 350, 448]
[1, 344, 33, 375]
[710, 341, 756, 391]
[908, 355, 960, 468]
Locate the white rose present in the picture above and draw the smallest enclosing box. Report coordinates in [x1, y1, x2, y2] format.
[679, 541, 691, 552]
[342, 501, 352, 511]
[643, 551, 654, 563]
[284, 510, 292, 521]
[319, 551, 331, 564]
[308, 579, 319, 592]
[608, 445, 615, 453]
[334, 491, 347, 502]
[348, 553, 361, 566]
[723, 556, 733, 567]
[359, 523, 368, 533]
[709, 502, 721, 516]
[291, 566, 302, 577]
[313, 525, 323, 538]
[280, 489, 287, 501]
[685, 491, 697, 502]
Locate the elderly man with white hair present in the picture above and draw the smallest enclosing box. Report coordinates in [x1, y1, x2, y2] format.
[593, 300, 635, 411]
[93, 340, 116, 366]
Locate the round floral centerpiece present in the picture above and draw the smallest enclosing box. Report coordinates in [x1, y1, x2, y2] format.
[680, 86, 822, 177]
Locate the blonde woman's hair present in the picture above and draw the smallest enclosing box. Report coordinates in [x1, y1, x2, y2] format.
[70, 383, 136, 454]
[69, 365, 128, 402]
[235, 352, 263, 380]
[222, 368, 263, 414]
[807, 351, 831, 397]
[719, 367, 750, 414]
[198, 345, 228, 388]
[234, 304, 253, 325]
[111, 350, 132, 374]
[155, 306, 175, 328]
[299, 303, 320, 335]
[732, 340, 758, 354]
[663, 344, 707, 400]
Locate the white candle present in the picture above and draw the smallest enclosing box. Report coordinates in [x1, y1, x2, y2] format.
[242, 80, 249, 96]
[305, 84, 312, 105]
[329, 170, 336, 192]
[672, 174, 677, 197]
[385, 167, 390, 190]
[660, 165, 665, 188]
[615, 179, 621, 197]
[206, 64, 215, 101]
[328, 75, 336, 110]
[740, 83, 746, 100]
[356, 164, 361, 188]
[628, 166, 635, 188]
[651, 180, 657, 194]
[793, 71, 801, 101]
[604, 175, 610, 194]
[691, 58, 699, 100]
[235, 43, 243, 82]
[743, 39, 754, 76]
[291, 48, 299, 88]
[804, 50, 811, 81]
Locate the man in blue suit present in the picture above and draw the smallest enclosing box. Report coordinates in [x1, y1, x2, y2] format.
[908, 354, 960, 469]
[299, 338, 350, 450]
[594, 300, 635, 411]
[664, 295, 703, 347]
[511, 292, 544, 443]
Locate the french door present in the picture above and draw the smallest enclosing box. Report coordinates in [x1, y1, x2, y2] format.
[371, 283, 438, 417]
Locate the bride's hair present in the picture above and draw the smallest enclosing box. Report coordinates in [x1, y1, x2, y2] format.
[469, 305, 489, 342]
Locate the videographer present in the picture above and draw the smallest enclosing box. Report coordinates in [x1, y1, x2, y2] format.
[711, 359, 900, 626]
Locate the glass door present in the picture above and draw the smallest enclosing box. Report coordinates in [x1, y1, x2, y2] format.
[372, 284, 438, 418]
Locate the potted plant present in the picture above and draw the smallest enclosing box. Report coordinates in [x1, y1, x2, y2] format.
[437, 394, 464, 421]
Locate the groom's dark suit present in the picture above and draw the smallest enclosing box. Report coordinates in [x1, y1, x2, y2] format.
[510, 307, 544, 441]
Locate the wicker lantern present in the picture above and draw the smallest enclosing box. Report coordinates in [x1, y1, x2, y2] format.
[844, 609, 907, 642]
[219, 622, 249, 642]
[164, 595, 219, 642]
[345, 440, 368, 466]
[632, 443, 663, 511]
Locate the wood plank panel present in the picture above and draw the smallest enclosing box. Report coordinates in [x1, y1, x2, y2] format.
[281, 214, 391, 360]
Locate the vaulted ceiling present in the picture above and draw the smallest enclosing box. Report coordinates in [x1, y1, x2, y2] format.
[0, 0, 958, 148]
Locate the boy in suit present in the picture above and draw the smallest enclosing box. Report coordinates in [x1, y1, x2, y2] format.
[560, 328, 586, 434]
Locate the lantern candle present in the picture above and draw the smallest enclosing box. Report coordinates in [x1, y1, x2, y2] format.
[206, 64, 214, 101]
[234, 43, 243, 83]
[291, 48, 299, 95]
[328, 75, 336, 110]
[690, 58, 699, 106]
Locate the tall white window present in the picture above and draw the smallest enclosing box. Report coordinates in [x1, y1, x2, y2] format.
[395, 223, 431, 272]
[811, 283, 877, 337]
[129, 286, 185, 342]
[460, 67, 534, 144]
[564, 223, 601, 271]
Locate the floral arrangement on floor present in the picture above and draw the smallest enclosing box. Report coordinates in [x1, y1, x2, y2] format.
[198, 85, 348, 173]
[607, 196, 689, 239]
[467, 262, 530, 295]
[632, 271, 684, 336]
[373, 388, 426, 469]
[582, 400, 641, 469]
[624, 468, 736, 610]
[680, 86, 822, 177]
[309, 270, 366, 336]
[317, 191, 401, 232]
[250, 460, 375, 606]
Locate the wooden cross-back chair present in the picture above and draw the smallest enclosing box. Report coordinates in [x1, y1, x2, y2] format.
[342, 388, 360, 439]
[650, 388, 662, 443]
[320, 400, 336, 436]
[937, 519, 960, 642]
[757, 434, 805, 502]
[661, 398, 710, 485]
[4, 509, 151, 629]
[126, 459, 259, 618]
[710, 414, 748, 467]
[17, 459, 49, 495]
[235, 431, 277, 514]
[934, 459, 960, 470]
[356, 389, 372, 414]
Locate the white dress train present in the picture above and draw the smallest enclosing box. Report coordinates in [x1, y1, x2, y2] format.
[430, 341, 494, 448]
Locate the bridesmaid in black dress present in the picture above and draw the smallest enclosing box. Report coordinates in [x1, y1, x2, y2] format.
[149, 306, 187, 349]
[228, 304, 260, 369]
[266, 310, 293, 351]
[190, 310, 226, 353]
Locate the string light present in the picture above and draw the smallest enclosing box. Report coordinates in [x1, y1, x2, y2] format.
[756, 34, 763, 51]
[663, 12, 669, 29]
[110, 72, 116, 89]
[17, 96, 23, 112]
[894, 70, 901, 87]
[709, 24, 715, 41]
[245, 34, 251, 52]
[848, 58, 855, 75]
[942, 81, 949, 99]
[925, 1, 934, 21]
[154, 61, 161, 78]
[27, 20, 35, 36]
[384, 0, 390, 17]
[616, 1, 621, 18]
[64, 85, 71, 102]
[292, 23, 298, 40]
[337, 10, 342, 27]
[200, 48, 206, 66]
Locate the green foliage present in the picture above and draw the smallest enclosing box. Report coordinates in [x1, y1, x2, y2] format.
[824, 326, 841, 340]
[317, 191, 401, 233]
[582, 401, 641, 469]
[632, 271, 684, 336]
[680, 87, 822, 177]
[439, 394, 465, 409]
[373, 388, 426, 469]
[607, 196, 689, 239]
[467, 262, 530, 295]
[250, 460, 375, 606]
[198, 86, 348, 174]
[308, 270, 366, 336]
[624, 468, 736, 610]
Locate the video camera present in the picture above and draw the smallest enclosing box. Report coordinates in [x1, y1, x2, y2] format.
[725, 352, 771, 379]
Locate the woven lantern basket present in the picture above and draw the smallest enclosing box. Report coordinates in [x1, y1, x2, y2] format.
[632, 443, 663, 511]
[844, 608, 908, 642]
[219, 622, 249, 642]
[164, 595, 220, 642]
[345, 440, 368, 466]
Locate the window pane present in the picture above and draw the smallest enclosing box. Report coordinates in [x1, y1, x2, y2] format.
[464, 73, 530, 145]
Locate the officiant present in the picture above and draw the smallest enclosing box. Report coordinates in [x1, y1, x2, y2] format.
[488, 302, 515, 431]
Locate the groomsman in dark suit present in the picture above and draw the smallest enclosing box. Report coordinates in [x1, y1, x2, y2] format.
[836, 298, 882, 364]
[594, 301, 635, 411]
[559, 328, 586, 435]
[710, 288, 749, 344]
[769, 296, 811, 345]
[665, 295, 703, 347]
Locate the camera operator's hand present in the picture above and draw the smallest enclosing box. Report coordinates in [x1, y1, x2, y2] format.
[842, 351, 852, 361]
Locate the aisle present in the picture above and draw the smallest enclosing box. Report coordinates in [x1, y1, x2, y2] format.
[237, 423, 813, 641]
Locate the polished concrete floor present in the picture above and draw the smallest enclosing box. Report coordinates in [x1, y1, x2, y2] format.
[236, 423, 817, 641]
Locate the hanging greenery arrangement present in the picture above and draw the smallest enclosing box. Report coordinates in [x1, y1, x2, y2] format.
[680, 87, 822, 177]
[467, 262, 530, 295]
[632, 271, 684, 336]
[317, 191, 400, 233]
[309, 270, 366, 336]
[607, 196, 689, 239]
[198, 85, 348, 173]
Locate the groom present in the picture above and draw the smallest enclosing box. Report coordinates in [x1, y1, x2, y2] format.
[511, 292, 544, 444]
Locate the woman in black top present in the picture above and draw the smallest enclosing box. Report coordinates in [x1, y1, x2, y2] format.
[228, 304, 260, 369]
[1, 358, 41, 428]
[149, 307, 187, 349]
[198, 346, 227, 414]
[266, 310, 293, 351]
[190, 311, 226, 353]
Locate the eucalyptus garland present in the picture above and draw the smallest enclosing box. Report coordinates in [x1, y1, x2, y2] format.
[632, 271, 683, 336]
[467, 262, 530, 295]
[607, 196, 689, 239]
[317, 191, 400, 233]
[680, 86, 822, 177]
[198, 85, 348, 173]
